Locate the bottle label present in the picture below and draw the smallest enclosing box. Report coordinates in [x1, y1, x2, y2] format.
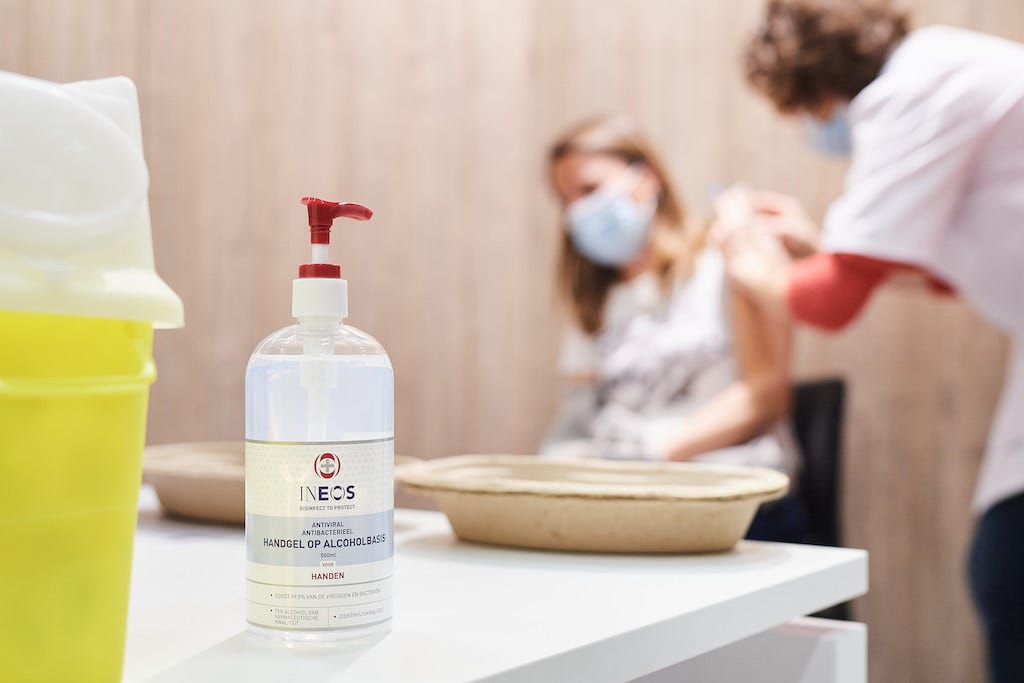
[245, 437, 394, 631]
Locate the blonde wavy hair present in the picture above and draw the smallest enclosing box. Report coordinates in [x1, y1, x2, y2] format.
[548, 114, 698, 334]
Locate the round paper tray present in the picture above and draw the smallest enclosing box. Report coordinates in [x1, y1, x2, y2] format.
[397, 455, 789, 553]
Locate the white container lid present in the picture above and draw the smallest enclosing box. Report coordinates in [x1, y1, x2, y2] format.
[0, 72, 183, 327]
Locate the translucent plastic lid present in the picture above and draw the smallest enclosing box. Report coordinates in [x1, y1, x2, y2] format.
[0, 72, 183, 327]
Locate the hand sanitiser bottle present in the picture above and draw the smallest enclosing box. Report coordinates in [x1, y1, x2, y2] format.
[245, 197, 394, 641]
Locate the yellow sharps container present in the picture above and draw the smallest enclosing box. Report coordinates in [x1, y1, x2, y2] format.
[0, 72, 183, 683]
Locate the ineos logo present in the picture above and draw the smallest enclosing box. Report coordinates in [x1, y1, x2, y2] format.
[314, 452, 340, 479]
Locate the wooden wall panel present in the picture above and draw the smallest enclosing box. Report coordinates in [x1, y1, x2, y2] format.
[1, 1, 1019, 680]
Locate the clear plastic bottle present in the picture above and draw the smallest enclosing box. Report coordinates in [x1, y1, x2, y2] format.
[244, 198, 394, 642]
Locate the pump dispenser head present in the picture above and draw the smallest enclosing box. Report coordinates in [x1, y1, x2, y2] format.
[292, 196, 373, 320]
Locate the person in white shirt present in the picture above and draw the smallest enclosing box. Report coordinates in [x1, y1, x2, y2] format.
[541, 113, 806, 543]
[727, 2, 1024, 680]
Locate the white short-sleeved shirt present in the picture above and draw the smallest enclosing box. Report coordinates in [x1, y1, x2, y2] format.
[543, 249, 800, 478]
[822, 26, 1024, 512]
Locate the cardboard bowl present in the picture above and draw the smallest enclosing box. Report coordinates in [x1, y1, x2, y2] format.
[143, 441, 414, 525]
[397, 455, 789, 553]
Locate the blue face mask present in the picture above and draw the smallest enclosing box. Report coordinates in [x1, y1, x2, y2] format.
[804, 104, 853, 157]
[566, 170, 655, 267]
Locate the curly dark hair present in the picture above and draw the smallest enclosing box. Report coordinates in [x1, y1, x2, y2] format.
[744, 0, 910, 111]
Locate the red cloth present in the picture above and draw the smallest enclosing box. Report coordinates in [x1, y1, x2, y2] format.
[786, 253, 955, 331]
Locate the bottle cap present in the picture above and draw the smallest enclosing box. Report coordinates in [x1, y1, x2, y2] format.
[292, 196, 372, 319]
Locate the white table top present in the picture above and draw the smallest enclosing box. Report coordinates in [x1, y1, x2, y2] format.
[125, 486, 867, 683]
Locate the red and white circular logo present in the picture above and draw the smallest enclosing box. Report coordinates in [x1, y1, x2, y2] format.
[314, 452, 340, 479]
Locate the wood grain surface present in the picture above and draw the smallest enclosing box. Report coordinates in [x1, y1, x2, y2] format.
[2, 1, 1018, 680]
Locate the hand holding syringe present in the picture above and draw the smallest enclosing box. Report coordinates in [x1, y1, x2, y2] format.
[710, 185, 935, 296]
[708, 184, 799, 306]
[709, 184, 820, 258]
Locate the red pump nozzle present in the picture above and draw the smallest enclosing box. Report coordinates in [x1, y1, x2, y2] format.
[301, 196, 373, 244]
[298, 197, 373, 279]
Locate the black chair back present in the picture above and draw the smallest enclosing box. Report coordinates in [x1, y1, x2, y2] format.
[791, 379, 846, 547]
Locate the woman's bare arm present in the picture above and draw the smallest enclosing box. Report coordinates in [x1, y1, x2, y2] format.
[663, 285, 791, 461]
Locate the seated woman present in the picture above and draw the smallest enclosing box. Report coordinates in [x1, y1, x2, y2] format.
[541, 113, 806, 542]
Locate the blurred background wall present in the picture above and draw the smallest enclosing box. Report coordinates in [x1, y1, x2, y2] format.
[2, 0, 1020, 680]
